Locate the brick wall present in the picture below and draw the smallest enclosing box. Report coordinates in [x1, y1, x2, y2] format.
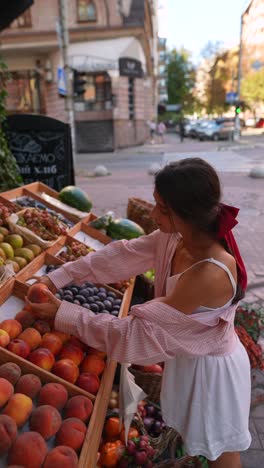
[44, 82, 67, 122]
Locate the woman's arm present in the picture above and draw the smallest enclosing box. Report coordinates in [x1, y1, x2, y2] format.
[47, 230, 160, 290]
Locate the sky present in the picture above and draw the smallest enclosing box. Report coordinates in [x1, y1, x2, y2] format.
[158, 0, 250, 64]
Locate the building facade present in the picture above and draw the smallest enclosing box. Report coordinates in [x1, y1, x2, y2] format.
[157, 37, 167, 104]
[0, 0, 158, 151]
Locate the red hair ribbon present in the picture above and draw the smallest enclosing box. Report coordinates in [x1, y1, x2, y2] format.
[217, 203, 247, 291]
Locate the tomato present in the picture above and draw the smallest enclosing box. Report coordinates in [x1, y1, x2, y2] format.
[120, 427, 139, 443]
[99, 441, 124, 467]
[104, 417, 122, 440]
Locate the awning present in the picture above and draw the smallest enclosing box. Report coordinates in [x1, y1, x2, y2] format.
[68, 37, 146, 74]
[0, 0, 34, 31]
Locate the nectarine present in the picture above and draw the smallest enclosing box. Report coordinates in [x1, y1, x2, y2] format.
[18, 327, 42, 350]
[30, 405, 62, 440]
[0, 377, 14, 408]
[8, 431, 48, 467]
[0, 319, 22, 339]
[15, 308, 35, 329]
[38, 382, 68, 410]
[81, 354, 105, 376]
[33, 320, 51, 335]
[55, 417, 86, 452]
[28, 283, 49, 303]
[52, 359, 79, 384]
[64, 395, 93, 423]
[3, 393, 33, 427]
[0, 329, 10, 347]
[43, 445, 78, 468]
[28, 347, 55, 371]
[41, 332, 63, 356]
[7, 339, 31, 358]
[59, 342, 84, 366]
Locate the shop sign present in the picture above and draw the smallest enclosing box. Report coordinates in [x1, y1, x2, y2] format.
[4, 114, 75, 191]
[119, 57, 143, 78]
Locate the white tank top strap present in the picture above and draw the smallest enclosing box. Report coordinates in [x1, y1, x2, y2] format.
[179, 257, 237, 297]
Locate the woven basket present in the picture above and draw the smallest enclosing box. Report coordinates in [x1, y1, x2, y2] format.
[154, 456, 203, 467]
[129, 367, 162, 403]
[127, 197, 157, 234]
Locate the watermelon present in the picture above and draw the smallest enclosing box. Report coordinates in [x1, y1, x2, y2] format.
[58, 186, 92, 212]
[107, 218, 145, 240]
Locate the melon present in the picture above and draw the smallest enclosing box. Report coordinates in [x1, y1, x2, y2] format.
[58, 186, 92, 212]
[107, 219, 145, 240]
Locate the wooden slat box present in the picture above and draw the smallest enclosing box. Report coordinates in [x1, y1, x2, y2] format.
[68, 222, 112, 251]
[0, 185, 77, 227]
[1, 182, 93, 225]
[0, 350, 96, 468]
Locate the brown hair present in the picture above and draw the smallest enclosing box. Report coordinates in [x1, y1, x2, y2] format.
[155, 158, 244, 303]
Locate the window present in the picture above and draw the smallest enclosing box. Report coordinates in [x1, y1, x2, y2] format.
[74, 73, 112, 111]
[4, 70, 41, 114]
[77, 0, 97, 22]
[128, 78, 135, 120]
[13, 9, 32, 27]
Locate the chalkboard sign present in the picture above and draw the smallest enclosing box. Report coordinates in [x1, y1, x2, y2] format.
[4, 114, 75, 191]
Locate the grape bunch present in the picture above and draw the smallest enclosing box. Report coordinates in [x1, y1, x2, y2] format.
[58, 241, 94, 262]
[17, 208, 68, 240]
[138, 403, 166, 438]
[118, 435, 156, 467]
[0, 201, 17, 226]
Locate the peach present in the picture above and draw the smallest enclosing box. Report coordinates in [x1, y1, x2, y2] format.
[52, 330, 71, 344]
[0, 362, 21, 384]
[76, 372, 100, 395]
[52, 359, 79, 384]
[15, 308, 35, 329]
[15, 374, 42, 399]
[3, 393, 33, 427]
[64, 395, 93, 423]
[43, 445, 78, 468]
[87, 346, 107, 359]
[0, 319, 22, 339]
[0, 414, 17, 455]
[28, 347, 55, 371]
[28, 283, 49, 303]
[0, 329, 10, 347]
[41, 333, 63, 356]
[55, 417, 86, 452]
[7, 339, 31, 359]
[18, 328, 42, 350]
[30, 405, 62, 440]
[68, 336, 87, 351]
[38, 383, 68, 410]
[59, 342, 84, 366]
[33, 320, 51, 335]
[81, 354, 105, 376]
[8, 431, 48, 467]
[0, 377, 14, 408]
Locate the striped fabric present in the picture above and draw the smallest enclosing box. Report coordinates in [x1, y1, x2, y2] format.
[48, 230, 238, 365]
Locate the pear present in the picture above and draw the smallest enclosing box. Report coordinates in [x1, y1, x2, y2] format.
[26, 244, 42, 257]
[14, 248, 34, 263]
[5, 234, 23, 249]
[0, 242, 14, 259]
[14, 256, 28, 269]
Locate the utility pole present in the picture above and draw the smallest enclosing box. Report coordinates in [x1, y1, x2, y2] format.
[58, 0, 76, 161]
[234, 13, 243, 141]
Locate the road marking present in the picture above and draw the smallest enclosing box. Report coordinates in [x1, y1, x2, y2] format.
[163, 151, 255, 173]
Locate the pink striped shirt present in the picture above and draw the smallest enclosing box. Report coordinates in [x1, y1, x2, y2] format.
[48, 230, 238, 365]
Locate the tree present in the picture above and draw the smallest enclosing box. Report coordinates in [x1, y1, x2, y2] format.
[0, 55, 22, 191]
[241, 69, 264, 111]
[166, 48, 196, 113]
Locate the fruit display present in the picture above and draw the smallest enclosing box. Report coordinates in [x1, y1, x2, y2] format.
[0, 363, 94, 467]
[16, 196, 75, 228]
[57, 240, 94, 262]
[58, 185, 93, 212]
[106, 218, 145, 240]
[0, 228, 42, 275]
[16, 208, 68, 241]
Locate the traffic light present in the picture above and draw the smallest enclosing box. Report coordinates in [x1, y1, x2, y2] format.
[235, 104, 241, 114]
[73, 70, 86, 97]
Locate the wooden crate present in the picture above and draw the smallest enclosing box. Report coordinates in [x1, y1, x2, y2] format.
[0, 350, 97, 468]
[16, 251, 64, 284]
[68, 222, 112, 250]
[0, 182, 94, 225]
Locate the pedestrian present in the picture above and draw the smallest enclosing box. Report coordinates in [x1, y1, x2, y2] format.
[157, 121, 166, 143]
[27, 157, 251, 468]
[148, 119, 156, 144]
[179, 118, 185, 142]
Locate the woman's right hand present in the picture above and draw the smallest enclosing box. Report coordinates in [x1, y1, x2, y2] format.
[29, 276, 57, 294]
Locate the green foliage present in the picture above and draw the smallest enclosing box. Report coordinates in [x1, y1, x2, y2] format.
[241, 70, 264, 107]
[0, 55, 22, 191]
[166, 48, 196, 113]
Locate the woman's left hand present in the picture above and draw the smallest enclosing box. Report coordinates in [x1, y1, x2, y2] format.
[25, 290, 62, 321]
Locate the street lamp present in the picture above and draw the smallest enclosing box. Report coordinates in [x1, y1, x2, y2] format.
[234, 13, 243, 141]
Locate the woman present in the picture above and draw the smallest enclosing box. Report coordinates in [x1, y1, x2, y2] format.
[27, 158, 251, 468]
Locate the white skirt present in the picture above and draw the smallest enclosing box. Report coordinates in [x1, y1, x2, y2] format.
[160, 337, 252, 461]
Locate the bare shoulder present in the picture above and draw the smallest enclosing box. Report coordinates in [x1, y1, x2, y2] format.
[164, 254, 237, 314]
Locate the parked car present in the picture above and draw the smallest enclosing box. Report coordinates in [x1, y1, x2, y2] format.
[198, 120, 234, 141]
[193, 120, 211, 139]
[185, 120, 197, 137]
[256, 118, 264, 128]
